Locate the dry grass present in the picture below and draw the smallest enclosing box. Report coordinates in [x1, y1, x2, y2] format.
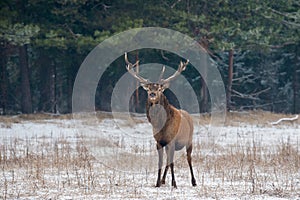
[1, 133, 299, 199]
[191, 139, 300, 198]
[0, 111, 299, 199]
[0, 135, 97, 199]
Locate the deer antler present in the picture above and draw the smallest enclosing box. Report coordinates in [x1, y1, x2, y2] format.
[125, 52, 150, 84]
[159, 60, 189, 84]
[158, 65, 166, 82]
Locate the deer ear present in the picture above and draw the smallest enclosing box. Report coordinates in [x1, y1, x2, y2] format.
[161, 82, 169, 91]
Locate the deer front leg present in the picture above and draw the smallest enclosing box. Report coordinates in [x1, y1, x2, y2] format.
[166, 144, 177, 188]
[156, 143, 163, 187]
[161, 165, 169, 184]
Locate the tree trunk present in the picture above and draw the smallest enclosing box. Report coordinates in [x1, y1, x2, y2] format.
[0, 44, 8, 114]
[200, 1, 209, 113]
[67, 68, 73, 113]
[135, 52, 139, 112]
[198, 35, 209, 113]
[38, 50, 57, 113]
[227, 49, 234, 111]
[50, 63, 57, 113]
[19, 45, 32, 114]
[200, 76, 208, 112]
[38, 52, 50, 111]
[293, 46, 299, 114]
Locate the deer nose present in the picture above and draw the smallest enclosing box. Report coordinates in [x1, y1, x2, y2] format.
[149, 93, 156, 98]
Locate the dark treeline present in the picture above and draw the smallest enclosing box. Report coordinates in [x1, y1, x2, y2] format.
[0, 0, 299, 114]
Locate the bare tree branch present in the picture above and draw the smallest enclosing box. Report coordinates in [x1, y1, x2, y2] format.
[232, 87, 270, 101]
[171, 0, 182, 9]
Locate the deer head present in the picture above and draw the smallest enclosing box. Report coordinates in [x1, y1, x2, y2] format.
[124, 52, 189, 104]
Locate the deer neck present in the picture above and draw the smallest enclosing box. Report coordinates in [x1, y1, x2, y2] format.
[146, 94, 173, 132]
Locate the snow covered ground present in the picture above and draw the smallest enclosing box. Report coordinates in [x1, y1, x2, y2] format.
[0, 112, 299, 199]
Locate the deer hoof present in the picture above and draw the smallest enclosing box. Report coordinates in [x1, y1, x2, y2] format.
[192, 179, 197, 186]
[172, 181, 177, 189]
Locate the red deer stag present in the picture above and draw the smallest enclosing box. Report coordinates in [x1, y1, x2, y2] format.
[125, 52, 197, 188]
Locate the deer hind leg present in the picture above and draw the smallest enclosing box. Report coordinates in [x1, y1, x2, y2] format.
[187, 144, 197, 186]
[156, 144, 163, 187]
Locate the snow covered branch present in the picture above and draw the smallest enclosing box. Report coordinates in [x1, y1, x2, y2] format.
[270, 115, 299, 125]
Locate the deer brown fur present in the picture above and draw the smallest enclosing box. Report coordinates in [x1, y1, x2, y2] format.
[125, 53, 197, 188]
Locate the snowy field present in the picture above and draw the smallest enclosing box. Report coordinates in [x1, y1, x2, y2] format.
[0, 112, 299, 199]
